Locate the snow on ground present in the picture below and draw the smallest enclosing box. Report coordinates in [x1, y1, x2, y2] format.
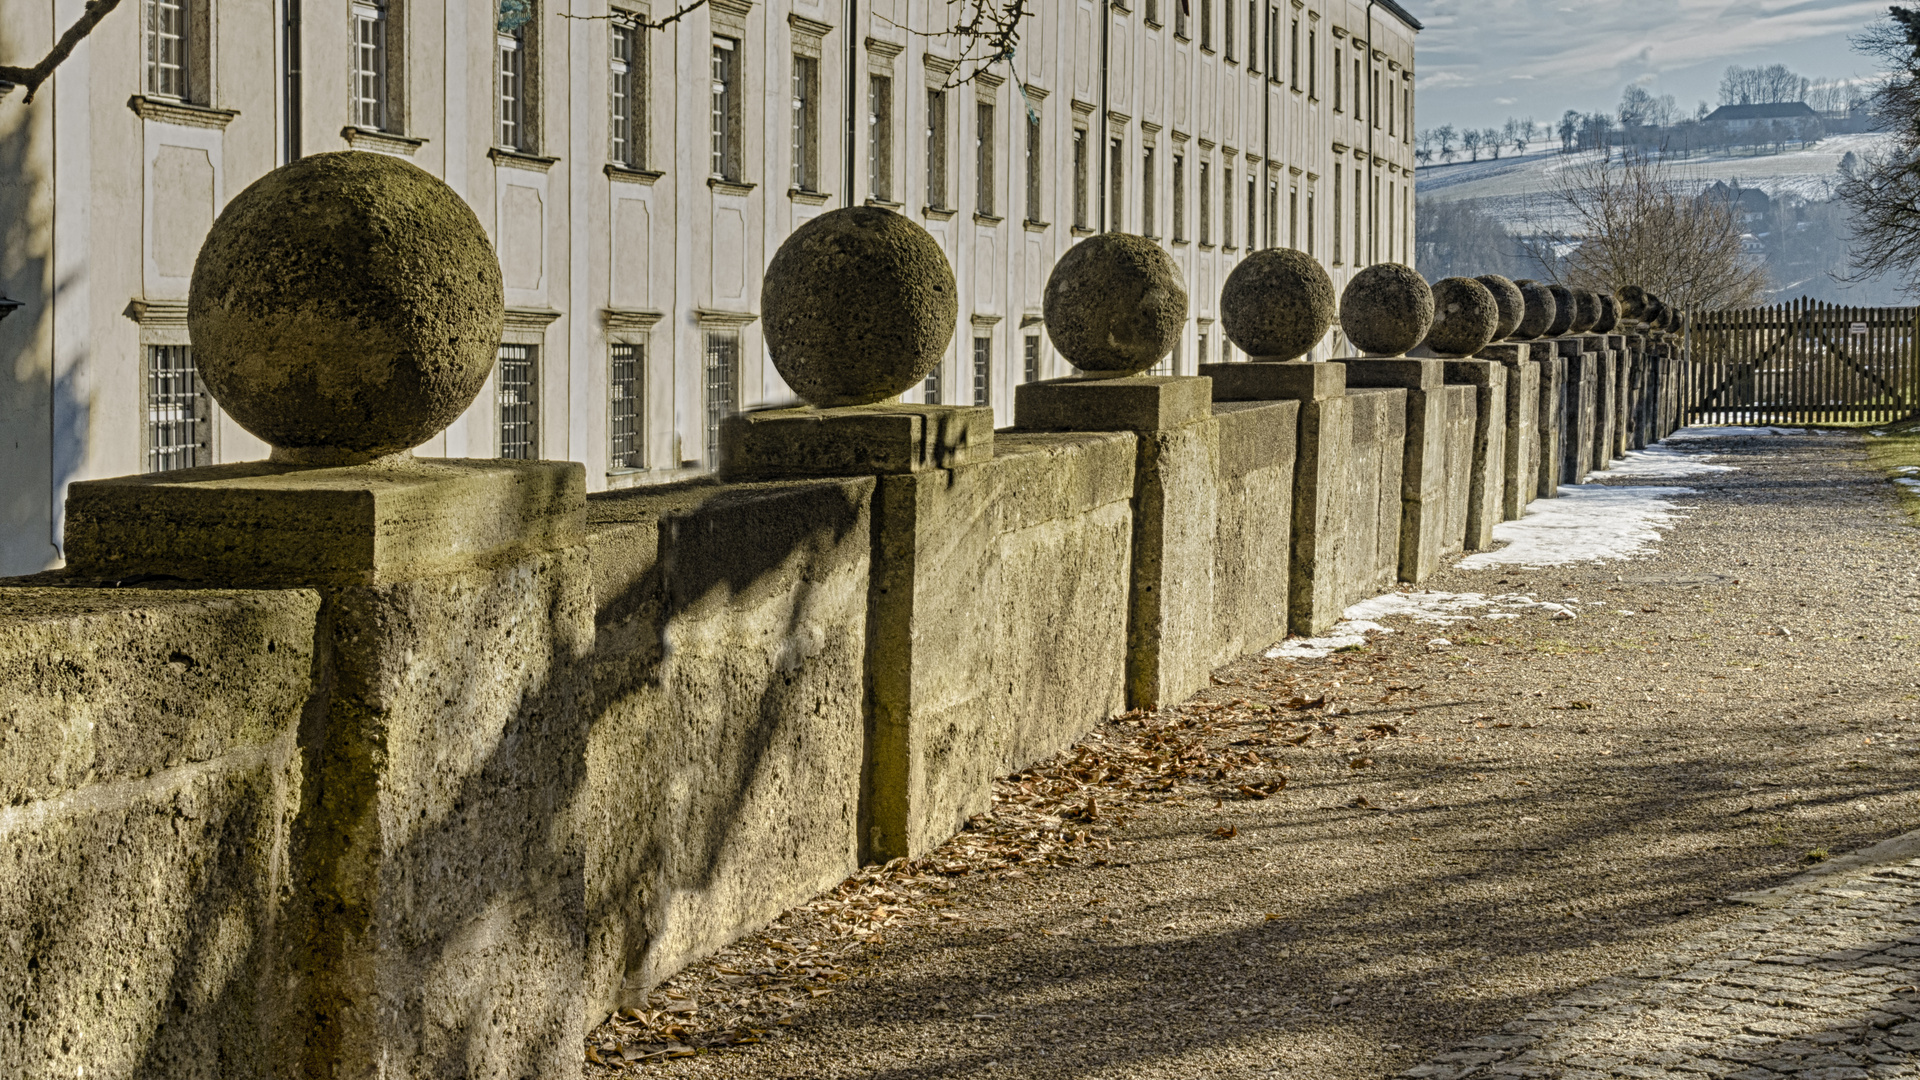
[1264, 591, 1585, 660]
[1457, 485, 1697, 569]
[1666, 426, 1807, 439]
[1587, 445, 1736, 481]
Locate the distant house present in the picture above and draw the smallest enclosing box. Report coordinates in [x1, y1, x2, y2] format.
[1702, 102, 1819, 132]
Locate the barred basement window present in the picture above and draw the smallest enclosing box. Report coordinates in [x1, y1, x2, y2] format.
[609, 343, 643, 470]
[703, 331, 738, 466]
[146, 0, 189, 98]
[1024, 334, 1041, 383]
[922, 362, 942, 405]
[497, 344, 538, 459]
[351, 2, 389, 131]
[146, 345, 209, 473]
[612, 16, 644, 168]
[973, 337, 991, 406]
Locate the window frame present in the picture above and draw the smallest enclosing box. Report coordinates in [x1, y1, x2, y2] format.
[926, 87, 949, 210]
[710, 36, 742, 180]
[869, 73, 895, 201]
[611, 14, 645, 168]
[350, 1, 388, 131]
[145, 344, 211, 473]
[497, 343, 539, 461]
[791, 53, 819, 190]
[975, 100, 996, 216]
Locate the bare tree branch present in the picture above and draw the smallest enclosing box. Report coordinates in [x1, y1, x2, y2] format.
[0, 0, 125, 105]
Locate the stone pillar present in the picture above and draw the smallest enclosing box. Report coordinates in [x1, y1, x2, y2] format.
[1610, 333, 1633, 458]
[1591, 336, 1618, 472]
[1446, 357, 1509, 548]
[1480, 343, 1538, 520]
[1560, 336, 1599, 484]
[60, 152, 591, 1078]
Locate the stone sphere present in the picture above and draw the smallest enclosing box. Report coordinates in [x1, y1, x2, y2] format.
[188, 151, 504, 464]
[1475, 274, 1525, 340]
[1044, 233, 1189, 376]
[1616, 284, 1649, 320]
[1219, 248, 1336, 361]
[1573, 290, 1605, 333]
[1340, 263, 1434, 357]
[762, 206, 958, 407]
[1422, 277, 1499, 358]
[1644, 297, 1668, 329]
[1545, 285, 1577, 336]
[1510, 279, 1557, 340]
[1593, 294, 1619, 334]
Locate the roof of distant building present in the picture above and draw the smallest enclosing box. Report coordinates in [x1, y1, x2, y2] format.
[1376, 0, 1424, 31]
[1703, 102, 1819, 123]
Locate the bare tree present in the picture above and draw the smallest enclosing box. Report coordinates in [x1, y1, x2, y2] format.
[1558, 111, 1579, 153]
[1461, 128, 1484, 162]
[1525, 149, 1769, 311]
[1483, 128, 1502, 160]
[1836, 6, 1920, 293]
[1436, 124, 1458, 163]
[1719, 63, 1810, 106]
[0, 0, 123, 104]
[1620, 85, 1656, 129]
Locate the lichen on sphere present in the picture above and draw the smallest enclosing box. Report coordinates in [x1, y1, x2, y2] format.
[1593, 294, 1619, 334]
[1422, 277, 1499, 358]
[1474, 274, 1525, 341]
[1545, 284, 1577, 336]
[1339, 263, 1433, 357]
[1569, 289, 1601, 334]
[1616, 284, 1649, 321]
[762, 206, 957, 407]
[1219, 248, 1336, 361]
[1043, 233, 1189, 376]
[1510, 279, 1557, 340]
[188, 152, 504, 465]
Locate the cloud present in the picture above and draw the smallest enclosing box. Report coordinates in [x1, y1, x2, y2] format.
[1494, 96, 1519, 104]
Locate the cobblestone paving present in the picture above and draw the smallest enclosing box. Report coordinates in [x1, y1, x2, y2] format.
[1405, 850, 1920, 1080]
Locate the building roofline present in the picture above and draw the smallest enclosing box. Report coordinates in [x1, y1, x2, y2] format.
[1375, 0, 1423, 31]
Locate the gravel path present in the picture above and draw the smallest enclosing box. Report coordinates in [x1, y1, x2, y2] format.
[599, 428, 1920, 1079]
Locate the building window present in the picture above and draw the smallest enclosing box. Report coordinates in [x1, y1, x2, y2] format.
[1288, 184, 1298, 248]
[1306, 189, 1315, 256]
[1289, 15, 1299, 89]
[703, 330, 738, 466]
[1174, 0, 1186, 36]
[972, 336, 991, 406]
[1354, 168, 1364, 264]
[1221, 163, 1233, 247]
[975, 101, 995, 216]
[1024, 334, 1041, 382]
[1404, 85, 1413, 143]
[1248, 0, 1259, 72]
[283, 0, 302, 161]
[1197, 330, 1209, 365]
[351, 2, 388, 130]
[146, 345, 209, 472]
[1331, 43, 1342, 110]
[1107, 135, 1123, 232]
[1024, 108, 1041, 222]
[922, 362, 942, 405]
[1142, 145, 1156, 236]
[792, 55, 819, 190]
[497, 344, 538, 460]
[609, 342, 642, 470]
[1072, 125, 1089, 228]
[146, 0, 190, 99]
[1353, 55, 1362, 122]
[1171, 152, 1186, 241]
[1199, 0, 1212, 49]
[711, 37, 740, 180]
[1332, 161, 1342, 263]
[612, 16, 644, 167]
[1307, 27, 1316, 98]
[1223, 0, 1233, 59]
[869, 75, 894, 200]
[926, 89, 948, 209]
[1246, 170, 1257, 249]
[499, 15, 533, 151]
[1373, 69, 1382, 129]
[1198, 159, 1211, 244]
[1265, 176, 1278, 248]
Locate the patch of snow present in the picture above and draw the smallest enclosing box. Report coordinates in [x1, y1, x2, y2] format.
[1456, 485, 1697, 569]
[1262, 590, 1577, 659]
[1666, 426, 1805, 439]
[1897, 478, 1920, 493]
[1587, 445, 1735, 481]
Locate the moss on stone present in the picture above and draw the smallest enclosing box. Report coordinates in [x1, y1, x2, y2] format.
[189, 151, 505, 463]
[762, 206, 959, 407]
[1339, 264, 1433, 357]
[1617, 284, 1649, 320]
[1545, 284, 1577, 336]
[1423, 277, 1499, 358]
[1570, 289, 1601, 334]
[1594, 294, 1620, 334]
[1475, 274, 1525, 341]
[1219, 248, 1335, 361]
[1510, 279, 1557, 340]
[1043, 234, 1189, 376]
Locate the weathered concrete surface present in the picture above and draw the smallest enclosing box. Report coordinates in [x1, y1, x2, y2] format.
[718, 404, 995, 480]
[0, 588, 318, 1080]
[1534, 344, 1567, 498]
[1591, 344, 1618, 473]
[1338, 388, 1407, 605]
[582, 478, 875, 1015]
[1344, 360, 1452, 583]
[1208, 401, 1299, 665]
[1440, 386, 1477, 558]
[1560, 339, 1599, 485]
[1480, 344, 1537, 522]
[1015, 375, 1212, 433]
[1443, 360, 1508, 550]
[1611, 334, 1633, 458]
[868, 432, 1137, 858]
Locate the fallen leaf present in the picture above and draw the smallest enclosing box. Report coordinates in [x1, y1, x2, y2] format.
[1212, 825, 1239, 839]
[1349, 756, 1375, 769]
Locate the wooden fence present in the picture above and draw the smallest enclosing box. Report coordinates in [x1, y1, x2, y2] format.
[1685, 299, 1920, 425]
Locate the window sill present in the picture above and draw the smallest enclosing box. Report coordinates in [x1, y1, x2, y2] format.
[1144, 17, 1162, 27]
[1071, 225, 1096, 236]
[709, 177, 758, 196]
[490, 147, 559, 171]
[342, 126, 427, 155]
[1200, 45, 1216, 55]
[789, 187, 833, 204]
[973, 212, 1004, 225]
[606, 163, 665, 184]
[1142, 233, 1162, 241]
[924, 205, 958, 220]
[864, 197, 903, 208]
[1170, 237, 1189, 246]
[127, 95, 240, 130]
[1023, 218, 1050, 232]
[1173, 30, 1190, 41]
[1197, 242, 1216, 249]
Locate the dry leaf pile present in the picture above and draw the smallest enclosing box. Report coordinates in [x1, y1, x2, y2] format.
[586, 664, 1433, 1071]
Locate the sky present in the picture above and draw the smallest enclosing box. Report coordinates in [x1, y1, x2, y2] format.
[1410, 0, 1893, 133]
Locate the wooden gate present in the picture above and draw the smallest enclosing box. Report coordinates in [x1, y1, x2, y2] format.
[1686, 299, 1920, 425]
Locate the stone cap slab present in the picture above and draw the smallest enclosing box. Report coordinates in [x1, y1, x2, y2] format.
[64, 458, 585, 587]
[1442, 358, 1502, 386]
[1477, 343, 1530, 365]
[1555, 338, 1584, 358]
[1014, 375, 1213, 433]
[1338, 357, 1443, 390]
[719, 403, 994, 481]
[1200, 361, 1347, 403]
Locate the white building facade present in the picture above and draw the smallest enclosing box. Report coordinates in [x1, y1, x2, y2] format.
[0, 0, 1419, 576]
